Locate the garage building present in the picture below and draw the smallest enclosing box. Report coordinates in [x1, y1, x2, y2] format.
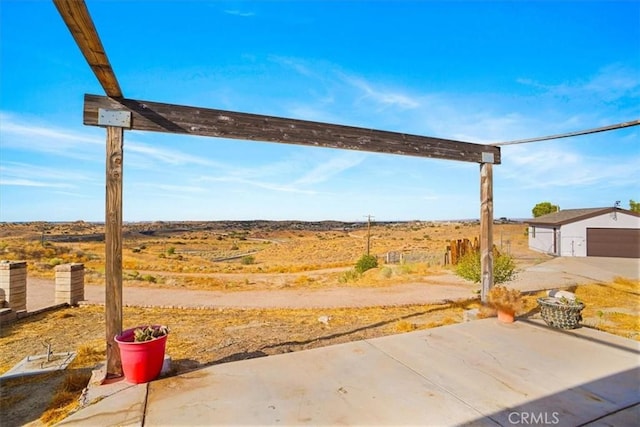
[527, 207, 640, 258]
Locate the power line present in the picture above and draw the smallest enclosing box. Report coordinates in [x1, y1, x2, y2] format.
[491, 118, 640, 146]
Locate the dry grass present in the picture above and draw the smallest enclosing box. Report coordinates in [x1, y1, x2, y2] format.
[576, 276, 640, 340]
[0, 302, 479, 378]
[39, 344, 105, 424]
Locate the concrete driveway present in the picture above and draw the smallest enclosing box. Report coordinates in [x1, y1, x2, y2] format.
[508, 256, 639, 293]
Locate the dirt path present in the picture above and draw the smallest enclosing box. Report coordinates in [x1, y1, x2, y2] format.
[133, 266, 350, 280]
[25, 257, 638, 313]
[27, 278, 476, 311]
[26, 272, 476, 312]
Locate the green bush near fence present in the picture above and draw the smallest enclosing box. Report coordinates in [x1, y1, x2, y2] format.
[455, 252, 516, 284]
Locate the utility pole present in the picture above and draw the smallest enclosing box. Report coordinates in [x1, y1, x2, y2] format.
[364, 215, 374, 255]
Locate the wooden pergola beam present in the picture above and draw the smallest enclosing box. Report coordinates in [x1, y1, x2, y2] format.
[53, 0, 123, 97]
[84, 94, 501, 164]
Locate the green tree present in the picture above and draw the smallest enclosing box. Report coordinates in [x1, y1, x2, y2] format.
[630, 200, 640, 213]
[532, 201, 560, 218]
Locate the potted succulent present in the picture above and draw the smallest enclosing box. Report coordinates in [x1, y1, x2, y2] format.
[537, 296, 585, 329]
[115, 325, 169, 384]
[487, 285, 523, 323]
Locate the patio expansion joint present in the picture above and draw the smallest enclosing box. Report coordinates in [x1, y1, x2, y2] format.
[363, 338, 488, 420]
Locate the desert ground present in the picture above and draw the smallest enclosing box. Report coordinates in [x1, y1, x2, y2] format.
[1, 220, 637, 425]
[0, 219, 536, 290]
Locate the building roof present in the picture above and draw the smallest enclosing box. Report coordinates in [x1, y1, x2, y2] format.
[527, 207, 640, 226]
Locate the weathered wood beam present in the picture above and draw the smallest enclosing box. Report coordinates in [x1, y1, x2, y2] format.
[84, 94, 501, 164]
[53, 0, 123, 97]
[105, 126, 124, 377]
[480, 163, 494, 302]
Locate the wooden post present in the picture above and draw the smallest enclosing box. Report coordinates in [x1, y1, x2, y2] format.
[480, 162, 494, 303]
[105, 126, 124, 377]
[365, 215, 373, 255]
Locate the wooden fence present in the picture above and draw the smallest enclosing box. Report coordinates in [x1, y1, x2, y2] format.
[444, 237, 500, 265]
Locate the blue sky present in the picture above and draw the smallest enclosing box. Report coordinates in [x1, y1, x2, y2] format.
[1, 1, 639, 222]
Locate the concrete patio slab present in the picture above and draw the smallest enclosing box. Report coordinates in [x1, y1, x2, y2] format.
[372, 319, 639, 425]
[57, 381, 146, 426]
[146, 339, 495, 426]
[59, 318, 640, 426]
[145, 319, 638, 426]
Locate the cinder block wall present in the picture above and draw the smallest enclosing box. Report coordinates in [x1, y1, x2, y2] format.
[55, 263, 85, 305]
[0, 261, 27, 312]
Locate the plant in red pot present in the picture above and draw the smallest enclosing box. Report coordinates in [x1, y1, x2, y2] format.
[487, 285, 523, 323]
[115, 325, 169, 384]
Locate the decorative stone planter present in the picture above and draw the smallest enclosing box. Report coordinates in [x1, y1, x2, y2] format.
[537, 297, 585, 329]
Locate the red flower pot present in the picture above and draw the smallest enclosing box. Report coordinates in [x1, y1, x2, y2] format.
[497, 309, 515, 323]
[115, 326, 168, 384]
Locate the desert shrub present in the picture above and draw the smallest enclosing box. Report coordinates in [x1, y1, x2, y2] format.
[48, 258, 64, 267]
[241, 255, 255, 265]
[456, 252, 481, 282]
[140, 274, 157, 283]
[339, 269, 361, 283]
[125, 271, 140, 280]
[166, 247, 176, 256]
[380, 267, 393, 279]
[494, 253, 517, 284]
[355, 254, 378, 273]
[294, 275, 314, 286]
[455, 252, 516, 284]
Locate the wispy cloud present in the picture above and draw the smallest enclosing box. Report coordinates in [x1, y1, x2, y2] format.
[517, 64, 640, 103]
[500, 144, 640, 190]
[199, 175, 317, 194]
[0, 113, 103, 145]
[0, 162, 94, 188]
[130, 182, 208, 196]
[0, 112, 103, 161]
[294, 152, 366, 186]
[0, 112, 231, 170]
[126, 141, 223, 168]
[272, 57, 421, 118]
[224, 9, 255, 17]
[0, 178, 73, 188]
[195, 151, 366, 195]
[341, 74, 421, 110]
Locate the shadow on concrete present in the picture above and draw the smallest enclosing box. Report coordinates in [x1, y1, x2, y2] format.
[520, 318, 640, 356]
[458, 367, 640, 426]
